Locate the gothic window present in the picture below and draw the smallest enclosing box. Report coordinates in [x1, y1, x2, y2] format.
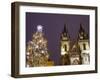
[83, 43, 86, 50]
[63, 44, 67, 51]
[72, 59, 79, 65]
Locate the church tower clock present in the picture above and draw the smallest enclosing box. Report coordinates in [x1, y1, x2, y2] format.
[78, 24, 90, 64]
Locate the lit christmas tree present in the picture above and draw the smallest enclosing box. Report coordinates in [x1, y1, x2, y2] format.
[26, 25, 49, 67]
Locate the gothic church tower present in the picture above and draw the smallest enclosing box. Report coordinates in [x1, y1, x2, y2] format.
[60, 24, 70, 65]
[78, 24, 90, 64]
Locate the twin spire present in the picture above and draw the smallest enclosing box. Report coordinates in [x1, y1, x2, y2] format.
[61, 24, 88, 40]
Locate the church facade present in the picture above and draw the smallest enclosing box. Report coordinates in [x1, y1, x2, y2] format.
[60, 24, 90, 65]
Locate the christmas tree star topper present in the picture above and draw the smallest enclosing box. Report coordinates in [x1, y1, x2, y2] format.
[37, 25, 43, 32]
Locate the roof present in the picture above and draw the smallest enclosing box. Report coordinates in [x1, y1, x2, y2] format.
[60, 24, 70, 40]
[78, 24, 89, 40]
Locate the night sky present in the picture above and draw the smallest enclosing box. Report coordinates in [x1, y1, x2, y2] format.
[26, 12, 89, 65]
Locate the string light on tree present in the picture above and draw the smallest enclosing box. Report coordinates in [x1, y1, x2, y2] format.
[26, 25, 49, 67]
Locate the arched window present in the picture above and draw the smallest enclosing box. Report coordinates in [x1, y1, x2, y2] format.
[72, 59, 79, 65]
[63, 44, 67, 51]
[83, 43, 86, 50]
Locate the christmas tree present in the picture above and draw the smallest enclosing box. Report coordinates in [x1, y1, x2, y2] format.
[26, 25, 49, 67]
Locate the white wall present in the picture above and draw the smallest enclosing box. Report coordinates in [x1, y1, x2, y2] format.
[0, 0, 100, 80]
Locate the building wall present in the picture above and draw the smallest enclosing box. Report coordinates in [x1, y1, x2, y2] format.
[61, 40, 70, 55]
[78, 40, 90, 64]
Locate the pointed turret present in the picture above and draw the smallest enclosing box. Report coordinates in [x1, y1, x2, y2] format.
[61, 24, 70, 41]
[78, 24, 88, 40]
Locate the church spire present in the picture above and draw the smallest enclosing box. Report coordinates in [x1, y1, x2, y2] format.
[79, 24, 85, 33]
[63, 24, 67, 33]
[78, 23, 88, 40]
[61, 24, 70, 40]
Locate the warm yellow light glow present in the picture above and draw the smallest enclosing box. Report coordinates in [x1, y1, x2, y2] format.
[61, 52, 65, 55]
[61, 48, 66, 55]
[81, 50, 90, 53]
[62, 48, 65, 51]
